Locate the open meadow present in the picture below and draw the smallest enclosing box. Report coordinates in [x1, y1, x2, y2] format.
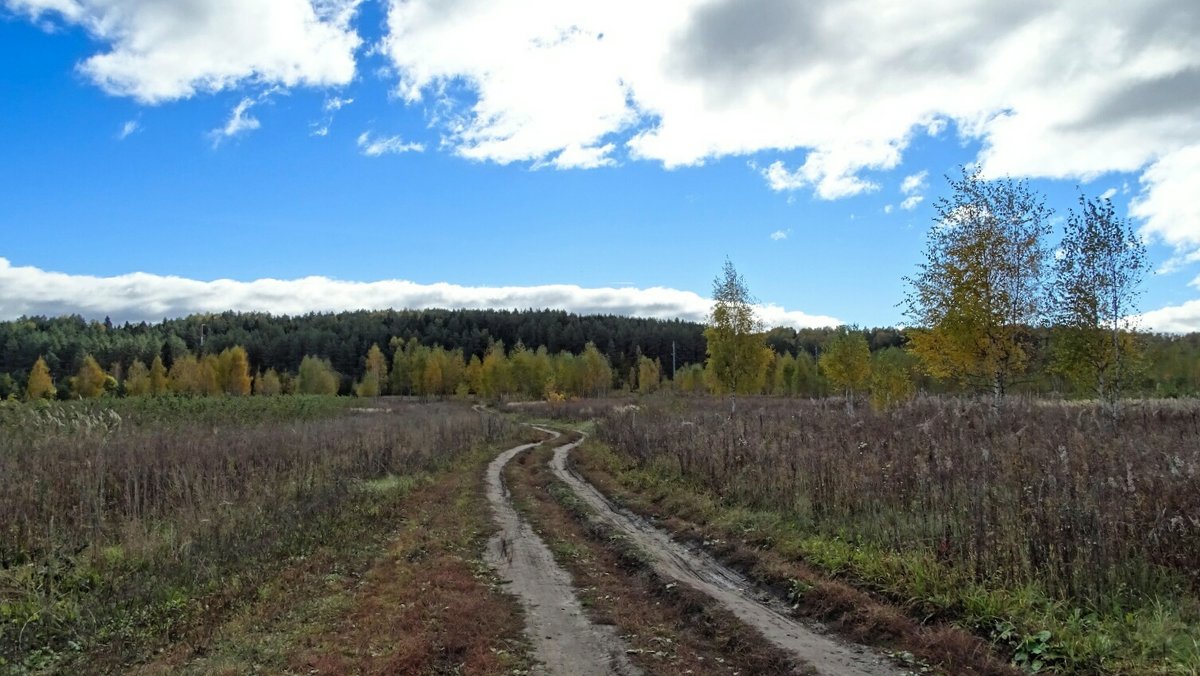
[576, 396, 1200, 673]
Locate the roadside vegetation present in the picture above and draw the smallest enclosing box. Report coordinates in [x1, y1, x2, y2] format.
[0, 396, 525, 672]
[585, 397, 1200, 673]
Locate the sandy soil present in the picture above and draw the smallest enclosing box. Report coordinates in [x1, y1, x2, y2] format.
[484, 436, 641, 676]
[550, 432, 904, 676]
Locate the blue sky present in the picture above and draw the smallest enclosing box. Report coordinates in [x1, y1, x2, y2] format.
[2, 1, 1199, 330]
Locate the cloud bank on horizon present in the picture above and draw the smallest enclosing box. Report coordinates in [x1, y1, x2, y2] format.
[7, 0, 1200, 264]
[0, 258, 842, 330]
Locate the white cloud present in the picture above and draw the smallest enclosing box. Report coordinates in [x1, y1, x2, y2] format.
[324, 96, 353, 112]
[379, 0, 1200, 231]
[116, 119, 139, 140]
[0, 257, 841, 329]
[311, 95, 354, 136]
[900, 170, 928, 195]
[883, 204, 894, 214]
[1131, 144, 1200, 264]
[6, 0, 362, 103]
[1100, 187, 1118, 200]
[900, 195, 924, 211]
[1138, 299, 1200, 333]
[210, 97, 261, 145]
[769, 229, 789, 241]
[356, 132, 424, 157]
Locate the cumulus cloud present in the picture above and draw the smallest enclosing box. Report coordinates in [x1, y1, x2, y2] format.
[901, 170, 928, 196]
[6, 0, 362, 103]
[380, 0, 1200, 240]
[1138, 299, 1200, 333]
[900, 195, 924, 211]
[356, 132, 424, 156]
[0, 258, 840, 329]
[769, 229, 789, 241]
[1131, 144, 1200, 265]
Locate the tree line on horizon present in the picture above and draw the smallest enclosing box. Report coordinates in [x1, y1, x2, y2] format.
[1, 171, 1198, 404]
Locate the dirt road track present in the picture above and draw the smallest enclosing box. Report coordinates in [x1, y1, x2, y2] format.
[484, 435, 641, 676]
[550, 433, 903, 676]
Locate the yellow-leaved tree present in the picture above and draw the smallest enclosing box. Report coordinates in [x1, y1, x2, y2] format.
[903, 169, 1052, 399]
[216, 346, 252, 396]
[297, 355, 339, 395]
[125, 359, 151, 396]
[355, 343, 389, 397]
[71, 355, 109, 399]
[704, 259, 772, 410]
[25, 356, 56, 401]
[819, 328, 871, 411]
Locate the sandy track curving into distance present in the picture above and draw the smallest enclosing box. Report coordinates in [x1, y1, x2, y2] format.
[485, 433, 641, 676]
[550, 432, 903, 676]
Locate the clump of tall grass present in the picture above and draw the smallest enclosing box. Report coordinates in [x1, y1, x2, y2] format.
[0, 397, 515, 670]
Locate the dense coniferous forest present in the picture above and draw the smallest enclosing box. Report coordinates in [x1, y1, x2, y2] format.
[1, 308, 1199, 399]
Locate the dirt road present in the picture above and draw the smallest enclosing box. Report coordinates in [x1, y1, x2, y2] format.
[484, 435, 641, 676]
[549, 433, 903, 676]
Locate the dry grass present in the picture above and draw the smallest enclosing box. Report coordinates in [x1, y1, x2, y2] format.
[0, 397, 520, 671]
[587, 396, 1200, 673]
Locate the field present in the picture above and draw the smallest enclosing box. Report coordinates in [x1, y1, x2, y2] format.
[582, 396, 1200, 673]
[0, 396, 531, 672]
[2, 394, 1197, 674]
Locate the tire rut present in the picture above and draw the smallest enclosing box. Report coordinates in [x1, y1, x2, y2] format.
[485, 435, 641, 676]
[548, 431, 904, 676]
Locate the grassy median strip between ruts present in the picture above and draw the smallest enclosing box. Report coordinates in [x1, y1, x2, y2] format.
[503, 429, 806, 675]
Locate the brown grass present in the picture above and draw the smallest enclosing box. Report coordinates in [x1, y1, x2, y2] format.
[0, 398, 522, 670]
[594, 396, 1200, 604]
[572, 437, 1019, 676]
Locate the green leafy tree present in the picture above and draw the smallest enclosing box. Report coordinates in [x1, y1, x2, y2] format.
[25, 356, 56, 401]
[296, 355, 340, 395]
[1052, 194, 1148, 411]
[819, 328, 871, 410]
[704, 260, 771, 408]
[70, 354, 109, 399]
[904, 169, 1052, 398]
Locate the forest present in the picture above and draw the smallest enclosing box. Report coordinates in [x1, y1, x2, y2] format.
[2, 307, 1199, 402]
